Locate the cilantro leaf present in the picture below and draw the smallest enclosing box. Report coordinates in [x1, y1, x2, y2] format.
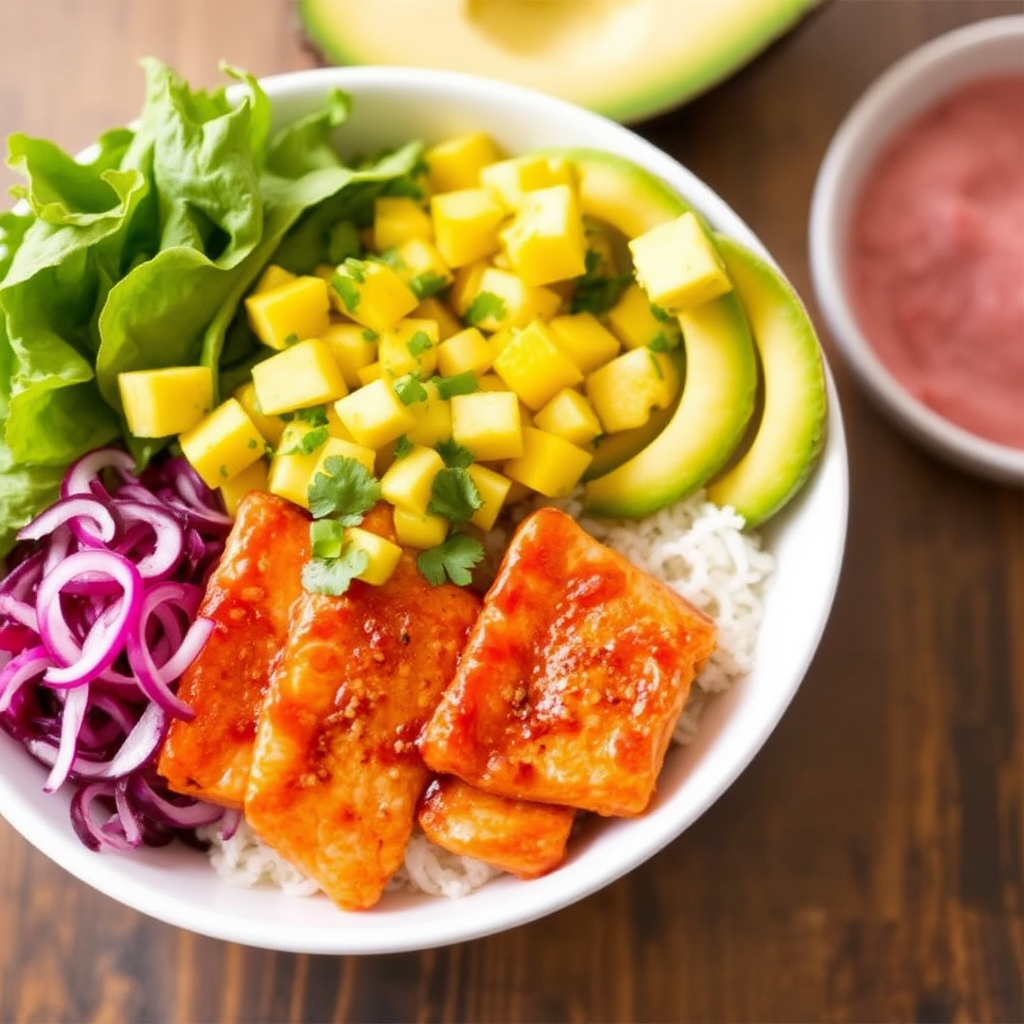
[432, 371, 479, 399]
[307, 455, 381, 522]
[301, 542, 369, 596]
[343, 256, 368, 282]
[569, 249, 631, 315]
[393, 373, 428, 405]
[294, 404, 329, 426]
[427, 467, 481, 524]
[464, 291, 506, 327]
[417, 533, 485, 587]
[436, 438, 475, 468]
[409, 270, 450, 299]
[393, 435, 414, 460]
[331, 272, 361, 312]
[406, 330, 434, 357]
[278, 425, 329, 455]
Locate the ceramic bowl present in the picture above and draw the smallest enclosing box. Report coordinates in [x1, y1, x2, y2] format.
[809, 16, 1024, 484]
[0, 65, 848, 953]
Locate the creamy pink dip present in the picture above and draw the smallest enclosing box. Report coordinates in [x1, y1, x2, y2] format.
[847, 74, 1024, 449]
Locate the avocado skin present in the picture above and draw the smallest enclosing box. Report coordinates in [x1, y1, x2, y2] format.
[706, 235, 828, 527]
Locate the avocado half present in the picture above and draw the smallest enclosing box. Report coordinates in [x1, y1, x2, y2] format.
[298, 0, 820, 123]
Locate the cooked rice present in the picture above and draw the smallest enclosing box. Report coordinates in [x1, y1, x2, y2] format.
[201, 489, 773, 899]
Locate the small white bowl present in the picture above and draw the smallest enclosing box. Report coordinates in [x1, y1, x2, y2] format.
[0, 66, 848, 954]
[809, 16, 1024, 484]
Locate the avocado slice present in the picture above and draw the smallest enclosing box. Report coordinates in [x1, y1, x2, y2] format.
[298, 0, 818, 123]
[583, 290, 759, 518]
[706, 235, 828, 527]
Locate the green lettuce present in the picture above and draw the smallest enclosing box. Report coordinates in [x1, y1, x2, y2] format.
[0, 59, 422, 557]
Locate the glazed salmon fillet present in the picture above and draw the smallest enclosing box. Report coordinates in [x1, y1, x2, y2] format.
[158, 491, 309, 808]
[418, 775, 576, 879]
[419, 507, 718, 817]
[244, 506, 482, 911]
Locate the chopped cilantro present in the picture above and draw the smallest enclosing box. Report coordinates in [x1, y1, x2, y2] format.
[301, 541, 369, 596]
[393, 373, 428, 405]
[570, 249, 631, 316]
[427, 467, 481, 524]
[331, 272, 361, 313]
[246, 438, 259, 450]
[307, 455, 381, 523]
[278, 425, 329, 456]
[436, 438, 475, 469]
[650, 302, 672, 322]
[361, 327, 378, 343]
[219, 464, 229, 480]
[409, 270, 450, 300]
[417, 533, 485, 587]
[393, 435, 414, 460]
[648, 350, 665, 381]
[406, 330, 434, 357]
[464, 291, 506, 327]
[432, 371, 479, 400]
[648, 335, 668, 353]
[295, 404, 329, 426]
[283, 332, 299, 347]
[343, 256, 368, 282]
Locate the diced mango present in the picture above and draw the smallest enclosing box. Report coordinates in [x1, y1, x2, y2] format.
[252, 264, 296, 294]
[605, 282, 682, 351]
[414, 295, 464, 340]
[312, 436, 377, 478]
[628, 211, 732, 313]
[346, 526, 403, 586]
[118, 366, 214, 438]
[466, 463, 513, 531]
[333, 377, 417, 449]
[585, 347, 681, 433]
[479, 153, 575, 212]
[502, 427, 593, 498]
[233, 381, 287, 447]
[501, 184, 587, 286]
[245, 275, 331, 351]
[546, 312, 622, 374]
[534, 389, 603, 446]
[266, 421, 330, 508]
[373, 196, 433, 251]
[378, 317, 440, 379]
[476, 372, 508, 392]
[430, 188, 504, 268]
[325, 403, 355, 441]
[390, 237, 453, 300]
[219, 458, 269, 516]
[459, 266, 562, 332]
[448, 261, 489, 318]
[492, 320, 583, 411]
[437, 327, 495, 377]
[320, 321, 378, 388]
[380, 445, 445, 516]
[251, 338, 348, 416]
[179, 398, 266, 489]
[356, 361, 384, 387]
[425, 132, 503, 193]
[406, 381, 453, 447]
[450, 391, 523, 461]
[392, 506, 449, 550]
[330, 259, 419, 334]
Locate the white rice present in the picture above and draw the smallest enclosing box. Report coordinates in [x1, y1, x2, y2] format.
[201, 489, 773, 899]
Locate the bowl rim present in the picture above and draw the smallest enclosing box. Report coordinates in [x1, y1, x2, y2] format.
[808, 14, 1024, 484]
[0, 63, 849, 954]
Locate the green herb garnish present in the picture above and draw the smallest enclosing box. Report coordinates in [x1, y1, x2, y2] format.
[307, 455, 381, 523]
[393, 373, 428, 405]
[427, 467, 481, 524]
[432, 371, 479, 400]
[436, 438, 475, 469]
[417, 533, 485, 587]
[464, 291, 506, 327]
[409, 270, 450, 299]
[302, 540, 369, 596]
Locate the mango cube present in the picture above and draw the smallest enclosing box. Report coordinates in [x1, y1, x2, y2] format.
[406, 381, 453, 447]
[252, 264, 296, 294]
[266, 422, 329, 508]
[393, 507, 449, 549]
[233, 380, 286, 446]
[437, 327, 495, 377]
[480, 154, 575, 212]
[500, 184, 587, 286]
[585, 347, 681, 433]
[425, 132, 503, 193]
[605, 282, 682, 351]
[312, 436, 377, 478]
[330, 259, 418, 334]
[251, 338, 348, 416]
[380, 445, 446, 516]
[346, 526, 402, 586]
[459, 266, 562, 332]
[245, 275, 331, 350]
[219, 457, 269, 516]
[414, 295, 464, 340]
[492, 320, 583, 411]
[356, 361, 384, 387]
[378, 318, 440, 379]
[450, 391, 523, 461]
[179, 398, 265, 489]
[373, 196, 433, 251]
[320, 321, 378, 388]
[430, 188, 504, 268]
[628, 211, 732, 312]
[465, 463, 513, 531]
[546, 312, 622, 374]
[118, 366, 214, 438]
[534, 389, 603, 446]
[390, 237, 453, 300]
[334, 377, 417, 449]
[503, 427, 593, 498]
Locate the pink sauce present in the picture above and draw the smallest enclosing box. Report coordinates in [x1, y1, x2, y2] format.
[847, 74, 1024, 449]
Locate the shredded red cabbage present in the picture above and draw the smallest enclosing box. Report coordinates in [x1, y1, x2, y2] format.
[0, 447, 231, 852]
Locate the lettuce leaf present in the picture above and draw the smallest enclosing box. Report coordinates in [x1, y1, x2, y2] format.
[0, 58, 422, 557]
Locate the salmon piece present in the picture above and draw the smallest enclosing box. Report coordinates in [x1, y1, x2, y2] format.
[419, 507, 718, 817]
[158, 492, 309, 808]
[244, 506, 482, 911]
[418, 775, 576, 879]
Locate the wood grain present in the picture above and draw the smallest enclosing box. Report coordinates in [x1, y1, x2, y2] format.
[1, 1, 1022, 1021]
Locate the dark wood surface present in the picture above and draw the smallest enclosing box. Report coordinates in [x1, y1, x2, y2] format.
[1, 2, 1022, 1021]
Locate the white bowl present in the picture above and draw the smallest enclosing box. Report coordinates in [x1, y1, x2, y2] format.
[809, 16, 1024, 485]
[0, 66, 848, 953]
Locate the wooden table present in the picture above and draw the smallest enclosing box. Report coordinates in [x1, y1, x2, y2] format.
[1, 2, 1021, 1020]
